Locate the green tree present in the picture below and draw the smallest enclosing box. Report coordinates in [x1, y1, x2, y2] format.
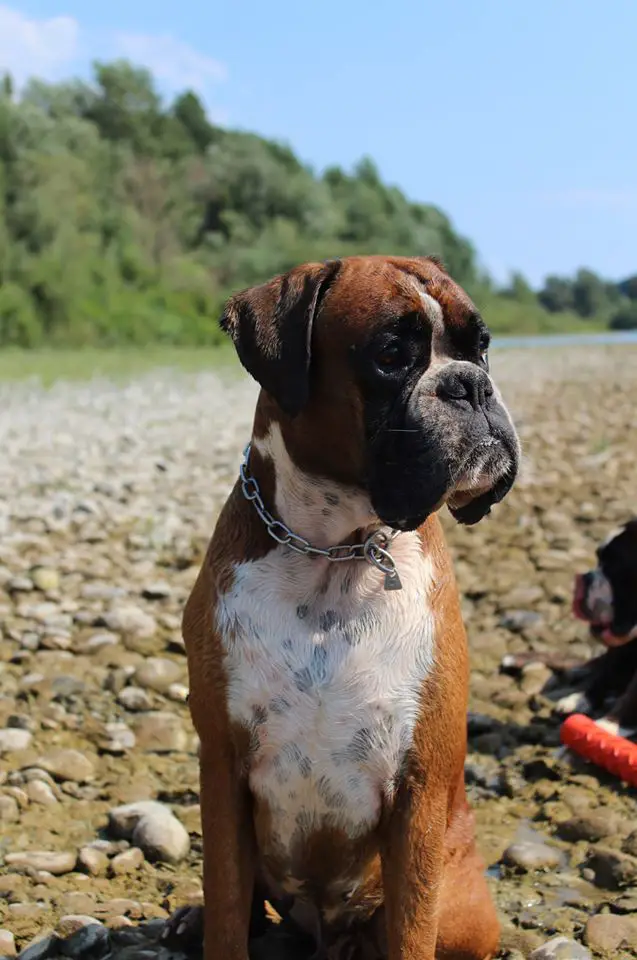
[538, 275, 575, 313]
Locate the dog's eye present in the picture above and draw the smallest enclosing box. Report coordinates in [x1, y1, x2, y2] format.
[374, 342, 405, 371]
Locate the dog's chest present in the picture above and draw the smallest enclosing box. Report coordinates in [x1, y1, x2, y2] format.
[216, 535, 434, 855]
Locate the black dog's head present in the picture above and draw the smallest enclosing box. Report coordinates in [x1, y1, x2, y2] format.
[573, 519, 637, 647]
[221, 255, 520, 530]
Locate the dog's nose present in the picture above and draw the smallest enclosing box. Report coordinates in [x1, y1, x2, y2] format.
[436, 365, 494, 410]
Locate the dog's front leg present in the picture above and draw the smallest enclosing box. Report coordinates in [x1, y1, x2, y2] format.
[198, 735, 255, 960]
[381, 779, 448, 960]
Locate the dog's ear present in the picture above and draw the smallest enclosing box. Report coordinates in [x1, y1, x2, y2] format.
[220, 260, 341, 418]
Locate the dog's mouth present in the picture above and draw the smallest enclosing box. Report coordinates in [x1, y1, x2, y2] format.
[573, 570, 635, 648]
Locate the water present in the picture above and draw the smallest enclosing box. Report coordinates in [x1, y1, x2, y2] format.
[492, 330, 637, 349]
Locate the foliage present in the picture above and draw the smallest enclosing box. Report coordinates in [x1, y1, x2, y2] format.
[0, 62, 633, 347]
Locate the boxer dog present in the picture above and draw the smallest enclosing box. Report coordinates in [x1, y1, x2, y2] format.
[569, 518, 637, 732]
[504, 520, 637, 736]
[169, 256, 520, 959]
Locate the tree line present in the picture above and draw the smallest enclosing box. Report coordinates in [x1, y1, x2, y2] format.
[0, 61, 635, 348]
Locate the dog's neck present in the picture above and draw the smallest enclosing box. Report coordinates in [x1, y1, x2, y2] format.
[249, 421, 380, 552]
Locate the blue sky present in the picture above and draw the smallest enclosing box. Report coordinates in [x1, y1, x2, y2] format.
[2, 0, 636, 286]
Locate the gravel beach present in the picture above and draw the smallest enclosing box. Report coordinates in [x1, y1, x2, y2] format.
[0, 345, 635, 959]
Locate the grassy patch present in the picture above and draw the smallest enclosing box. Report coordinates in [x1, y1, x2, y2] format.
[0, 344, 239, 385]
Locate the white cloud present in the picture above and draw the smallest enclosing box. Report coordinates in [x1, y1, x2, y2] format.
[0, 4, 80, 87]
[0, 6, 226, 116]
[113, 32, 226, 111]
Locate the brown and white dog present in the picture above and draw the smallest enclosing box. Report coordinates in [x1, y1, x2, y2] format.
[169, 256, 520, 959]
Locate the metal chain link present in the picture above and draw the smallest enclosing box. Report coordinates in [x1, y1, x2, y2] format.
[239, 443, 401, 583]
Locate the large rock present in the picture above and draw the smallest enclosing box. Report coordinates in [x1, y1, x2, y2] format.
[530, 935, 591, 959]
[108, 800, 190, 864]
[502, 841, 562, 872]
[0, 728, 33, 753]
[134, 658, 182, 693]
[132, 712, 188, 753]
[34, 748, 95, 783]
[585, 913, 637, 953]
[102, 606, 157, 639]
[4, 850, 77, 875]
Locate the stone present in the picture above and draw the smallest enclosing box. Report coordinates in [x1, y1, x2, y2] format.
[134, 658, 182, 693]
[499, 610, 543, 632]
[94, 899, 142, 920]
[116, 686, 153, 712]
[98, 722, 136, 754]
[585, 913, 637, 953]
[30, 567, 61, 593]
[0, 795, 20, 822]
[585, 848, 637, 890]
[57, 920, 110, 959]
[141, 582, 172, 600]
[77, 847, 109, 877]
[108, 800, 190, 864]
[530, 935, 591, 959]
[502, 841, 562, 872]
[109, 847, 144, 875]
[557, 812, 619, 843]
[16, 936, 59, 960]
[132, 712, 188, 753]
[5, 850, 77, 875]
[25, 779, 59, 806]
[102, 606, 157, 639]
[0, 728, 33, 753]
[34, 748, 95, 783]
[0, 929, 16, 957]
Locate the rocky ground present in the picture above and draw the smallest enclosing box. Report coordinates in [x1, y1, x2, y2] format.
[0, 346, 635, 960]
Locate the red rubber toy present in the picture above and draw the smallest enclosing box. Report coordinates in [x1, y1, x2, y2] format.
[560, 713, 637, 788]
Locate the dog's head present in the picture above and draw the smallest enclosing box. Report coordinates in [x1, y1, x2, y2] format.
[573, 519, 637, 647]
[221, 256, 520, 530]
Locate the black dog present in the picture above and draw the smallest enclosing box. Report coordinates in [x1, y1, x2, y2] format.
[569, 518, 637, 730]
[503, 520, 637, 733]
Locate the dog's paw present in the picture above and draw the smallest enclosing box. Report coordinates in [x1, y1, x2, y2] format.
[161, 905, 204, 952]
[554, 690, 592, 716]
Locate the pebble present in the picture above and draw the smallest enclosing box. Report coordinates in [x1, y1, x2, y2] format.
[585, 913, 637, 953]
[57, 920, 110, 959]
[558, 812, 620, 843]
[77, 847, 109, 877]
[30, 567, 61, 593]
[25, 779, 59, 806]
[108, 801, 190, 864]
[5, 851, 77, 875]
[134, 658, 182, 693]
[109, 847, 145, 875]
[17, 936, 59, 960]
[102, 606, 157, 639]
[0, 930, 16, 957]
[141, 582, 172, 600]
[116, 687, 153, 712]
[132, 712, 188, 753]
[0, 795, 20, 822]
[502, 841, 563, 872]
[34, 749, 96, 783]
[98, 722, 136, 754]
[530, 936, 592, 959]
[0, 728, 33, 753]
[585, 848, 637, 890]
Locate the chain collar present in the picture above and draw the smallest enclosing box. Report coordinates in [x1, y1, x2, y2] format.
[239, 443, 402, 590]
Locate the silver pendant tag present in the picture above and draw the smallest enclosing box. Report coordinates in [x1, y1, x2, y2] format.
[384, 569, 402, 591]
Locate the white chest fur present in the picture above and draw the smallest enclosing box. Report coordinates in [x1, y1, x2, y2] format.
[216, 531, 435, 863]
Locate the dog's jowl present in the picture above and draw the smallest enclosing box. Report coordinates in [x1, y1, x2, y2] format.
[172, 256, 520, 959]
